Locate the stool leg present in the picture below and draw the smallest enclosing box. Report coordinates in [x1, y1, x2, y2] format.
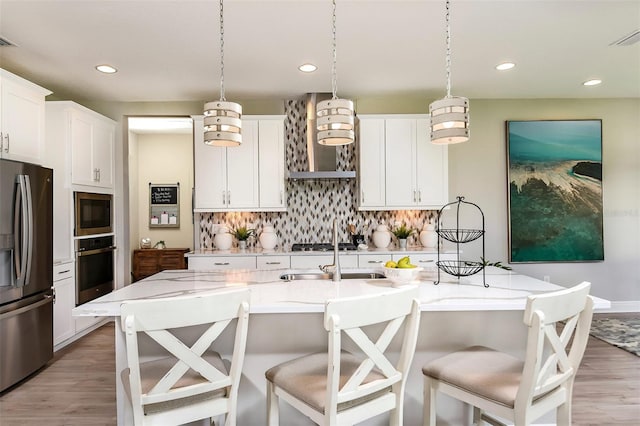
[423, 376, 436, 426]
[266, 380, 280, 425]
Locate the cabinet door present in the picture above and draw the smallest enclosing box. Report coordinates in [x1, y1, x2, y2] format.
[1, 77, 46, 164]
[92, 119, 114, 188]
[193, 116, 227, 210]
[70, 111, 96, 186]
[415, 118, 448, 207]
[385, 119, 417, 207]
[226, 120, 259, 209]
[53, 263, 75, 346]
[188, 256, 257, 270]
[258, 119, 285, 209]
[358, 118, 386, 209]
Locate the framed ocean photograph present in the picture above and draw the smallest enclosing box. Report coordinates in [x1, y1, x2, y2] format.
[506, 120, 603, 263]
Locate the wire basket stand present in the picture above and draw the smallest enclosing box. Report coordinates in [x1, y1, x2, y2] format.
[435, 196, 488, 287]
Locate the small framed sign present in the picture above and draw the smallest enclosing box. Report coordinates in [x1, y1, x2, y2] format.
[149, 183, 180, 228]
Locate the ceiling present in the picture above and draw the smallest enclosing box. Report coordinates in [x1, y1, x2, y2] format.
[1, 0, 639, 103]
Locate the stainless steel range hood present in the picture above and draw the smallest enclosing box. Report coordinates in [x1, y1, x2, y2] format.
[289, 93, 356, 180]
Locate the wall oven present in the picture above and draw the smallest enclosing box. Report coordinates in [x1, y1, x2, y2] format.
[74, 192, 113, 236]
[75, 236, 115, 305]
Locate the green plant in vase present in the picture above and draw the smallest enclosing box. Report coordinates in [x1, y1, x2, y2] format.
[392, 223, 415, 249]
[231, 225, 255, 249]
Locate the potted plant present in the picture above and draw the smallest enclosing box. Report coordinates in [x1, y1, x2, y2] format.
[231, 225, 255, 249]
[391, 223, 415, 249]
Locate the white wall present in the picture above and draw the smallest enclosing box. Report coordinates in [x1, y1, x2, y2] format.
[128, 131, 139, 255]
[135, 133, 194, 249]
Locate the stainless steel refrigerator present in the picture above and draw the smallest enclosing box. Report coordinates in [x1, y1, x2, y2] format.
[0, 159, 53, 392]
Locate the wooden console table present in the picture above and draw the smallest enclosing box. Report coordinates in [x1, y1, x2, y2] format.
[132, 248, 189, 282]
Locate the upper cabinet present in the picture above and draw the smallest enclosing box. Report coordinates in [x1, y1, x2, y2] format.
[357, 114, 448, 210]
[193, 115, 285, 212]
[46, 101, 115, 190]
[0, 69, 51, 165]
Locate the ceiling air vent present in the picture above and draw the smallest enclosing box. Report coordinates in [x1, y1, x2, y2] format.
[610, 29, 640, 46]
[0, 36, 16, 47]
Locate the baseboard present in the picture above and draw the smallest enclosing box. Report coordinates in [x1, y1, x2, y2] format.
[54, 318, 112, 352]
[597, 301, 640, 313]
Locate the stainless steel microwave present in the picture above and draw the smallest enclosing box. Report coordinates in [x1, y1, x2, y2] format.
[74, 192, 113, 236]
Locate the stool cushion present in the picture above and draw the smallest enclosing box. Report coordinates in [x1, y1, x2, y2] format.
[122, 352, 228, 414]
[265, 351, 390, 413]
[422, 345, 524, 408]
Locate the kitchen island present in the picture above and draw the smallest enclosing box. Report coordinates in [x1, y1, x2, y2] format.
[73, 267, 609, 425]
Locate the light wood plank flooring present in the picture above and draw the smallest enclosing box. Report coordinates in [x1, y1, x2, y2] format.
[1, 315, 638, 425]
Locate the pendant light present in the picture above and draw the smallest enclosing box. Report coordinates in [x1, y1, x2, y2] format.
[204, 0, 242, 147]
[316, 0, 355, 146]
[429, 0, 469, 145]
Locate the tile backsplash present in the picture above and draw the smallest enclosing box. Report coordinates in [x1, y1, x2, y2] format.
[197, 100, 437, 250]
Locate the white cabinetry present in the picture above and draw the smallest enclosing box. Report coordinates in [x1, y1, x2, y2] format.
[257, 117, 286, 210]
[358, 115, 448, 210]
[290, 255, 358, 269]
[193, 116, 259, 211]
[0, 69, 51, 164]
[188, 256, 257, 270]
[46, 101, 115, 190]
[193, 115, 286, 212]
[53, 262, 75, 347]
[257, 256, 290, 270]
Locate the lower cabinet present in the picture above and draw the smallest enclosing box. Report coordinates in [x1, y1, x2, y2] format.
[256, 256, 290, 270]
[53, 262, 75, 346]
[290, 255, 358, 269]
[188, 256, 257, 270]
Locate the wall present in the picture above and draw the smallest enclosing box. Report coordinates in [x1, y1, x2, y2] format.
[128, 132, 139, 254]
[84, 97, 639, 305]
[134, 133, 194, 249]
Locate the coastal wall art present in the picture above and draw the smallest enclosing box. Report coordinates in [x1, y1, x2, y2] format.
[506, 120, 603, 263]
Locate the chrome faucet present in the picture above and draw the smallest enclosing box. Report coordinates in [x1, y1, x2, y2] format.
[319, 218, 341, 282]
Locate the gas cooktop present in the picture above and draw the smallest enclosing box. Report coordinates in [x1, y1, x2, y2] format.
[291, 243, 357, 252]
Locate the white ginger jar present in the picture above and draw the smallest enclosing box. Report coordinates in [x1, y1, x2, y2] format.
[214, 226, 233, 250]
[259, 226, 278, 250]
[372, 225, 391, 248]
[420, 220, 438, 248]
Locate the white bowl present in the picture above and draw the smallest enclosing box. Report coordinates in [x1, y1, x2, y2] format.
[383, 266, 424, 286]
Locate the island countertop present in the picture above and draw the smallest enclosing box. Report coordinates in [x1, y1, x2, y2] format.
[73, 267, 610, 317]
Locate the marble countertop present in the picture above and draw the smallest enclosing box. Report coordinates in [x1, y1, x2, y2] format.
[72, 267, 610, 317]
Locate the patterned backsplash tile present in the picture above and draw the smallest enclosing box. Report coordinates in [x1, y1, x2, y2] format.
[198, 100, 438, 249]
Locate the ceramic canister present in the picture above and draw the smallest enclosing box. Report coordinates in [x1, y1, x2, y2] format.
[214, 226, 233, 250]
[259, 225, 278, 250]
[372, 225, 391, 248]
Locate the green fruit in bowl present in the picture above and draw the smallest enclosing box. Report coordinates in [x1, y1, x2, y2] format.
[385, 260, 397, 268]
[393, 256, 417, 269]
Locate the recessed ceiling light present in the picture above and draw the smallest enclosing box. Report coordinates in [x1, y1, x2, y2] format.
[495, 62, 515, 71]
[95, 64, 117, 74]
[298, 63, 317, 73]
[583, 79, 602, 86]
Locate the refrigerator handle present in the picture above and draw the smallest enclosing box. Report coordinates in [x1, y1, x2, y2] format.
[13, 175, 32, 288]
[24, 175, 34, 286]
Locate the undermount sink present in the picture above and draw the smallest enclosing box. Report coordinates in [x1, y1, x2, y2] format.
[280, 271, 386, 282]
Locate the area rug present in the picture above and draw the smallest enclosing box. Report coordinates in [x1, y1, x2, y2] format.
[589, 317, 640, 357]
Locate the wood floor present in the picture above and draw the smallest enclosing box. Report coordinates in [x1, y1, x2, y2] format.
[1, 314, 638, 425]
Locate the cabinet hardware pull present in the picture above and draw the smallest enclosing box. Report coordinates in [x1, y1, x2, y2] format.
[368, 260, 382, 264]
[418, 190, 422, 202]
[97, 168, 101, 182]
[58, 269, 71, 274]
[418, 259, 434, 263]
[214, 262, 230, 266]
[280, 191, 283, 204]
[222, 191, 226, 204]
[266, 262, 281, 265]
[4, 133, 9, 152]
[413, 189, 417, 202]
[227, 191, 231, 204]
